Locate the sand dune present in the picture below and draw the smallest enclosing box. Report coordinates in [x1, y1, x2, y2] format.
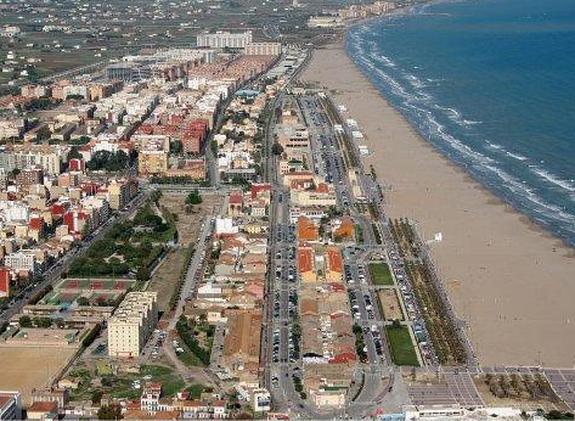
[302, 44, 575, 367]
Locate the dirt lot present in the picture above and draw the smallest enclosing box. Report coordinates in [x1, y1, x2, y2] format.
[160, 193, 222, 246]
[0, 347, 76, 404]
[148, 249, 188, 312]
[474, 375, 569, 412]
[378, 288, 404, 321]
[147, 192, 222, 311]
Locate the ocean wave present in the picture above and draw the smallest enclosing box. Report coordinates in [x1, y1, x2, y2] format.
[424, 112, 494, 166]
[485, 140, 503, 150]
[505, 151, 528, 161]
[355, 54, 414, 100]
[435, 105, 481, 127]
[521, 192, 575, 224]
[367, 50, 396, 68]
[484, 141, 528, 161]
[404, 73, 427, 89]
[481, 165, 575, 224]
[529, 165, 575, 193]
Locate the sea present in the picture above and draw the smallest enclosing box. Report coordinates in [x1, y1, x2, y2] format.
[346, 0, 575, 246]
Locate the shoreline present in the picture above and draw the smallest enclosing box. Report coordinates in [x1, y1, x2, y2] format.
[301, 41, 575, 367]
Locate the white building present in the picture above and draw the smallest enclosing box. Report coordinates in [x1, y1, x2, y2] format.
[108, 292, 158, 358]
[4, 251, 38, 274]
[244, 42, 282, 56]
[197, 31, 253, 49]
[307, 16, 344, 28]
[215, 218, 239, 236]
[252, 389, 271, 413]
[0, 26, 21, 39]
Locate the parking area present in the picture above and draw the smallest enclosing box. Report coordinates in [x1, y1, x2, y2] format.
[544, 369, 575, 410]
[405, 369, 484, 408]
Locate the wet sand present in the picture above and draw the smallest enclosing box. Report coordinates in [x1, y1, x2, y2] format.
[302, 44, 575, 367]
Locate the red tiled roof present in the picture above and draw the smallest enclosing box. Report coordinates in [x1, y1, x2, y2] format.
[297, 217, 318, 242]
[329, 352, 356, 364]
[28, 401, 58, 413]
[297, 247, 314, 273]
[326, 247, 343, 273]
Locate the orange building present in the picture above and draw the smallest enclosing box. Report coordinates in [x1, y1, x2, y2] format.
[325, 246, 343, 283]
[297, 216, 319, 242]
[297, 247, 317, 283]
[333, 217, 355, 241]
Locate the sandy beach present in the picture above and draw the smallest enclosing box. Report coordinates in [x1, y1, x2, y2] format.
[302, 44, 575, 367]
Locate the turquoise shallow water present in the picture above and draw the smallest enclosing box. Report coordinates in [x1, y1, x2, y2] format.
[347, 0, 575, 245]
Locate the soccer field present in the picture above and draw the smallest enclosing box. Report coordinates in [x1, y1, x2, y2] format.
[0, 347, 76, 403]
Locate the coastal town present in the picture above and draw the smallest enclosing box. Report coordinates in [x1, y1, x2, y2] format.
[0, 0, 575, 420]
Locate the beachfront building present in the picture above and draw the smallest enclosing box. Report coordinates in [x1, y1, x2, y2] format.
[107, 292, 158, 358]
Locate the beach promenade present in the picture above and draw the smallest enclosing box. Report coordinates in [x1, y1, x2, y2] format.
[302, 44, 575, 368]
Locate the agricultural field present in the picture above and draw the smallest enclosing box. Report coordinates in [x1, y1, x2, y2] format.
[385, 325, 419, 366]
[378, 289, 404, 321]
[0, 347, 76, 404]
[369, 262, 394, 286]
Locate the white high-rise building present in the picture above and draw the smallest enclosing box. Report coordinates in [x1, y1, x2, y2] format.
[196, 31, 253, 49]
[108, 292, 158, 358]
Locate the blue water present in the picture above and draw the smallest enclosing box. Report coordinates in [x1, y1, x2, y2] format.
[347, 0, 575, 245]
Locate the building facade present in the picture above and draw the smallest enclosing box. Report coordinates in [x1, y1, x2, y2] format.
[197, 32, 253, 49]
[244, 43, 282, 56]
[108, 292, 158, 358]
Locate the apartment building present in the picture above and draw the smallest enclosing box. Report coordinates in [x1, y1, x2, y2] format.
[138, 150, 168, 175]
[290, 184, 337, 207]
[196, 31, 253, 49]
[276, 124, 310, 150]
[106, 178, 138, 210]
[108, 292, 158, 358]
[4, 251, 38, 275]
[244, 42, 282, 56]
[0, 147, 62, 175]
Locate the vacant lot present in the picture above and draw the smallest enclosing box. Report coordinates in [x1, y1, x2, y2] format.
[147, 248, 189, 312]
[147, 192, 222, 311]
[68, 363, 185, 402]
[385, 325, 419, 366]
[369, 262, 394, 286]
[378, 289, 404, 321]
[0, 347, 76, 404]
[160, 192, 222, 246]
